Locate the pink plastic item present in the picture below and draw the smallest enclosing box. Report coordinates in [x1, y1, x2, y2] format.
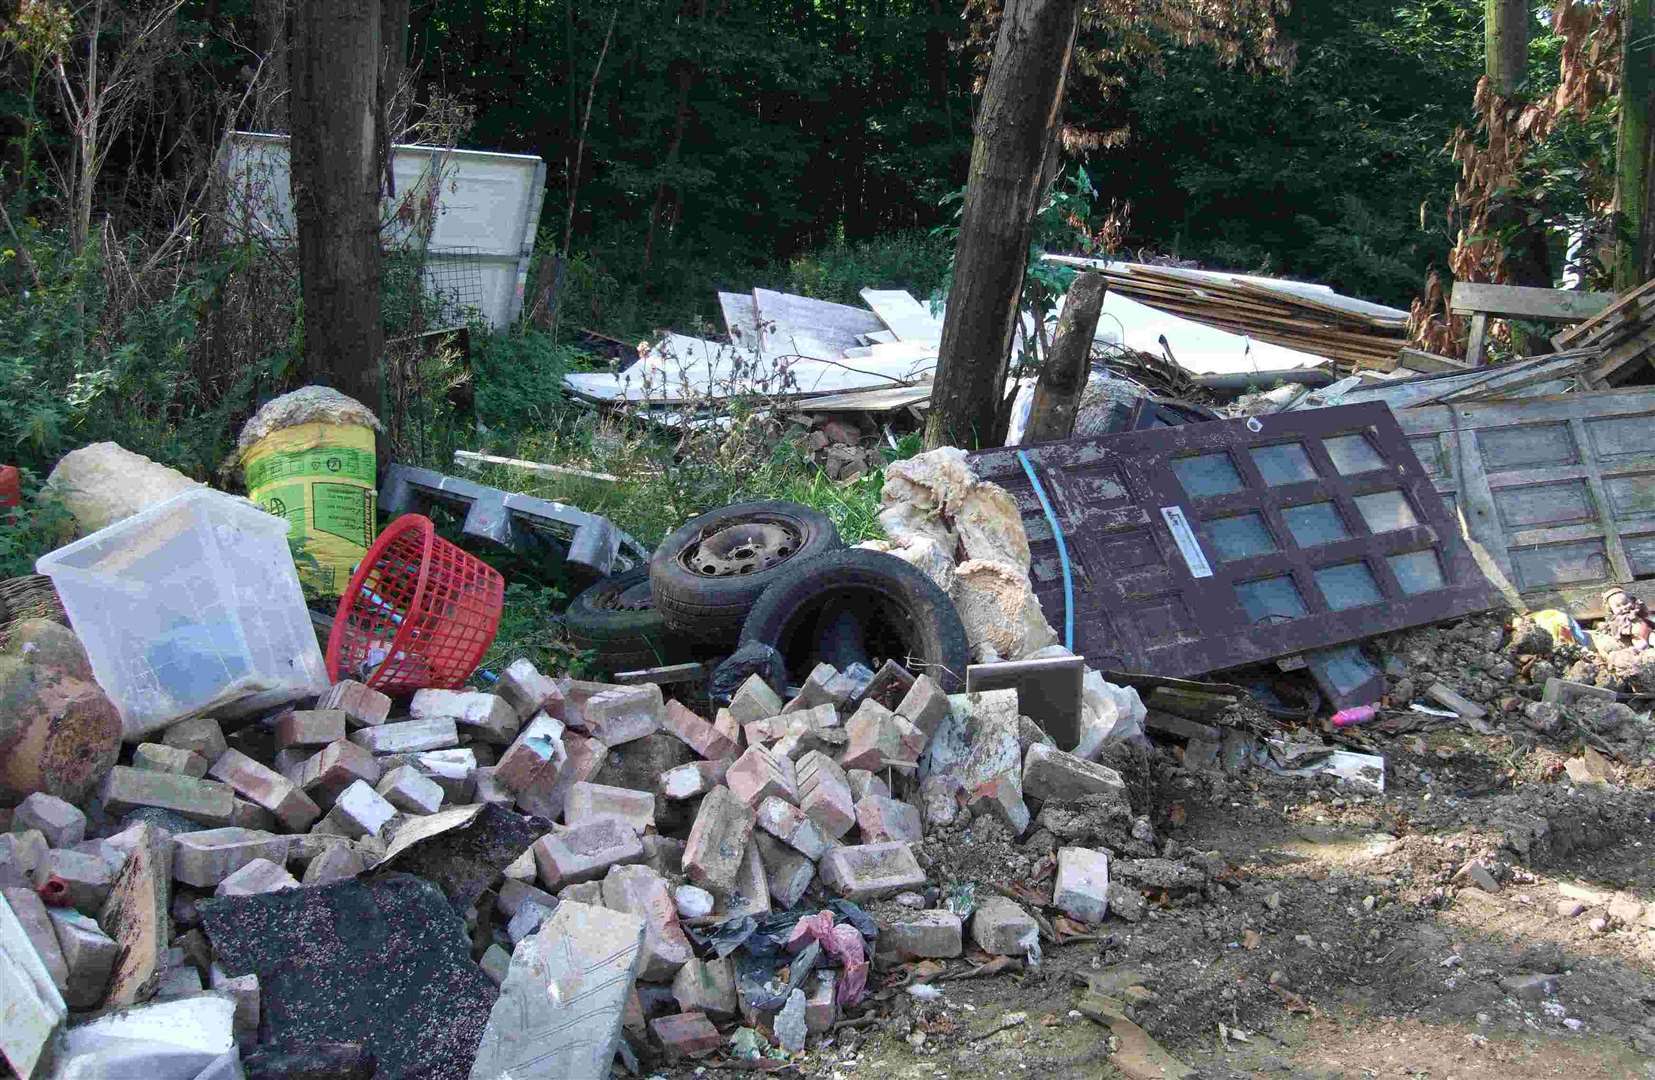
[1331, 704, 1380, 728]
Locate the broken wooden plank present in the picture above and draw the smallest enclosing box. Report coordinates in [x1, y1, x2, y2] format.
[1552, 276, 1655, 349]
[1449, 281, 1614, 322]
[453, 450, 620, 484]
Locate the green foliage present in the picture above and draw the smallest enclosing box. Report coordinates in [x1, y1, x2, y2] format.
[482, 582, 578, 679]
[781, 231, 953, 309]
[0, 473, 75, 580]
[469, 327, 578, 435]
[1091, 0, 1486, 305]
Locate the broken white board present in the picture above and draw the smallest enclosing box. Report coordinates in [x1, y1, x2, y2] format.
[754, 288, 886, 361]
[860, 289, 944, 344]
[1064, 289, 1331, 377]
[717, 292, 762, 353]
[221, 132, 545, 329]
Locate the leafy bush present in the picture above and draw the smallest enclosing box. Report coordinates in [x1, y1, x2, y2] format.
[467, 326, 581, 436]
[781, 230, 953, 307]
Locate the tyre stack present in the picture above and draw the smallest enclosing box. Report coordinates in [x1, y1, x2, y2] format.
[563, 500, 968, 690]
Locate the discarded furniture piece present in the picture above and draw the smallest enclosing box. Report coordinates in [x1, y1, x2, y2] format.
[327, 513, 505, 693]
[222, 132, 547, 330]
[1399, 388, 1655, 618]
[1279, 349, 1604, 413]
[1448, 281, 1613, 366]
[1551, 277, 1655, 384]
[36, 488, 330, 740]
[969, 404, 1498, 687]
[379, 464, 648, 581]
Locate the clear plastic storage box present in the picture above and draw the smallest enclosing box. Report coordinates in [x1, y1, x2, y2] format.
[36, 487, 330, 740]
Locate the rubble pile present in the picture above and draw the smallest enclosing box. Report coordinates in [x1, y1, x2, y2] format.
[0, 602, 1182, 1078]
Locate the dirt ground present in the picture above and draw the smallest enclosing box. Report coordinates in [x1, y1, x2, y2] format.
[685, 711, 1655, 1078]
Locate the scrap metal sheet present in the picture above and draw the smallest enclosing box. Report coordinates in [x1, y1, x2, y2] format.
[970, 403, 1498, 681]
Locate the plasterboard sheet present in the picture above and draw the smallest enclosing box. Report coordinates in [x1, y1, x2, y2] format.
[1071, 289, 1331, 376]
[860, 289, 944, 343]
[1399, 389, 1655, 618]
[564, 333, 933, 404]
[754, 288, 886, 361]
[718, 292, 762, 352]
[969, 403, 1498, 683]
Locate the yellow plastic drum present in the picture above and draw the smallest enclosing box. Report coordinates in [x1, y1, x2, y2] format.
[243, 420, 377, 598]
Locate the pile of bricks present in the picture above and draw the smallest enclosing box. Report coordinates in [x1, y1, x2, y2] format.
[2, 640, 1133, 1078]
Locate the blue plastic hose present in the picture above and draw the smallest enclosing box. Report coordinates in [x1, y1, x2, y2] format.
[1016, 449, 1073, 651]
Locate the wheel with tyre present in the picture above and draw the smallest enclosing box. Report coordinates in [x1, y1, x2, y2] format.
[564, 566, 692, 674]
[650, 500, 842, 644]
[737, 548, 970, 691]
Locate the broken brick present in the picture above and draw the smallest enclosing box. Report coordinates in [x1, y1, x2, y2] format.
[651, 1012, 722, 1060]
[494, 658, 565, 720]
[410, 689, 519, 745]
[131, 742, 210, 778]
[818, 842, 925, 901]
[796, 751, 856, 839]
[754, 796, 831, 860]
[659, 759, 731, 801]
[316, 680, 391, 728]
[565, 782, 656, 834]
[208, 749, 321, 832]
[662, 700, 738, 760]
[725, 745, 798, 808]
[273, 710, 348, 752]
[532, 818, 645, 890]
[293, 739, 382, 809]
[583, 684, 664, 747]
[682, 785, 756, 895]
[854, 795, 922, 844]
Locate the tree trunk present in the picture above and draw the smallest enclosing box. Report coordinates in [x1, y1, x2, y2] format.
[292, 0, 384, 416]
[1614, 0, 1654, 291]
[1024, 272, 1106, 443]
[923, 0, 1081, 450]
[1484, 0, 1527, 97]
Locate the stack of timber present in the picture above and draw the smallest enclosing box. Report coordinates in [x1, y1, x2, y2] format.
[1058, 260, 1410, 371]
[1551, 277, 1655, 384]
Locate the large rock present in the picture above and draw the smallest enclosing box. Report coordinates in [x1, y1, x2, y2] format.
[45, 442, 203, 535]
[199, 873, 495, 1080]
[0, 645, 122, 807]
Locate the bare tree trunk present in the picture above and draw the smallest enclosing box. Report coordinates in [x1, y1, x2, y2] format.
[923, 0, 1081, 450]
[253, 0, 289, 131]
[1484, 0, 1527, 96]
[70, 0, 105, 256]
[1615, 0, 1654, 291]
[1024, 272, 1105, 444]
[292, 0, 384, 415]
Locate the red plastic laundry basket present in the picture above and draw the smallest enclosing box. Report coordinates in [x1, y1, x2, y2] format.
[326, 514, 505, 695]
